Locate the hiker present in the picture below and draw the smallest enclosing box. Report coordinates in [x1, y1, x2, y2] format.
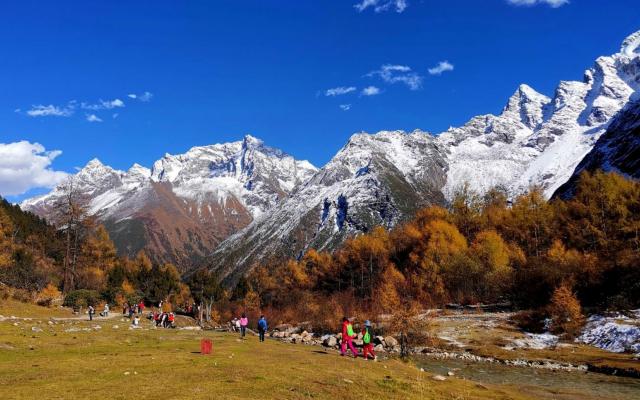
[234, 318, 241, 332]
[160, 313, 168, 328]
[132, 315, 140, 327]
[123, 302, 128, 315]
[129, 306, 135, 319]
[88, 305, 95, 321]
[102, 303, 110, 317]
[362, 320, 376, 360]
[240, 313, 248, 338]
[340, 317, 358, 357]
[168, 312, 175, 328]
[258, 315, 268, 342]
[138, 301, 145, 315]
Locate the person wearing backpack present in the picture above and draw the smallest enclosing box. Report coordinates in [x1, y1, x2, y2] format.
[257, 315, 268, 342]
[340, 317, 358, 357]
[362, 320, 376, 360]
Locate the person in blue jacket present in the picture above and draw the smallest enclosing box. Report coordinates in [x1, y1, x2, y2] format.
[258, 315, 268, 342]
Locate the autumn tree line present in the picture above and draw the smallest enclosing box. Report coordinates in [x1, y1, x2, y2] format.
[1, 171, 638, 335]
[243, 171, 639, 333]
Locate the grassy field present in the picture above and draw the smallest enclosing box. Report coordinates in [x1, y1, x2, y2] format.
[0, 302, 538, 400]
[1, 302, 639, 399]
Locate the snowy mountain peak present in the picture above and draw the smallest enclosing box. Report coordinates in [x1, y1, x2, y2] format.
[621, 30, 640, 57]
[126, 163, 151, 178]
[84, 157, 106, 169]
[501, 84, 551, 129]
[242, 134, 263, 147]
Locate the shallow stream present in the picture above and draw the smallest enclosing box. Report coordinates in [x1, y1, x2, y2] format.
[416, 357, 640, 400]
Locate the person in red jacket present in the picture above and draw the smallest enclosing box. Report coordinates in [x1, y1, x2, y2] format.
[340, 317, 358, 357]
[362, 320, 376, 360]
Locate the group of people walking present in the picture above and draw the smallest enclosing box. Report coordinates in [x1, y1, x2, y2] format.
[231, 314, 269, 342]
[151, 311, 175, 328]
[229, 314, 375, 360]
[340, 317, 376, 360]
[122, 301, 145, 318]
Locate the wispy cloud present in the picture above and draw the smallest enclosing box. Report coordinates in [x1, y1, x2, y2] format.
[367, 64, 422, 90]
[25, 103, 75, 117]
[85, 114, 103, 123]
[18, 91, 152, 123]
[325, 86, 357, 96]
[354, 0, 408, 13]
[361, 86, 381, 96]
[428, 61, 454, 75]
[81, 98, 125, 110]
[0, 141, 68, 196]
[339, 104, 352, 111]
[506, 0, 568, 8]
[128, 91, 153, 102]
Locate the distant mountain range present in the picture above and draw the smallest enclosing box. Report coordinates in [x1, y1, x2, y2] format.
[22, 30, 640, 282]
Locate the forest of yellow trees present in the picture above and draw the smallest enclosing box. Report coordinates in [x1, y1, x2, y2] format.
[243, 171, 639, 332]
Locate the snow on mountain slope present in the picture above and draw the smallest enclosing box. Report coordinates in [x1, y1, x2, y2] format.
[554, 99, 640, 198]
[206, 130, 447, 284]
[21, 135, 317, 269]
[440, 30, 640, 199]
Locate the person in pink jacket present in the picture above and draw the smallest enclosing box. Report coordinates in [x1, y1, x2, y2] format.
[240, 313, 248, 338]
[340, 317, 358, 357]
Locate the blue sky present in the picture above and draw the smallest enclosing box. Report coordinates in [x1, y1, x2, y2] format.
[1, 0, 639, 201]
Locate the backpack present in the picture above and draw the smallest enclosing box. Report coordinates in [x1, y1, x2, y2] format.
[363, 328, 371, 344]
[346, 323, 354, 337]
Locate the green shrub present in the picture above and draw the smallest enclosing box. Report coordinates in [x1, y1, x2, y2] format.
[63, 289, 101, 308]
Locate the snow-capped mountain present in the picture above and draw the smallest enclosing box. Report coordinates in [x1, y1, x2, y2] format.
[206, 131, 447, 283]
[21, 135, 316, 269]
[440, 30, 640, 199]
[204, 30, 640, 284]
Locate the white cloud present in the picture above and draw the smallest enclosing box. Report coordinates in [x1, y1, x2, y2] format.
[82, 98, 125, 110]
[85, 114, 103, 123]
[339, 104, 352, 111]
[112, 113, 119, 119]
[367, 64, 423, 90]
[0, 141, 68, 196]
[428, 60, 454, 75]
[138, 91, 153, 102]
[325, 86, 357, 96]
[354, 0, 408, 13]
[127, 91, 153, 101]
[26, 104, 75, 117]
[361, 86, 381, 96]
[506, 0, 569, 8]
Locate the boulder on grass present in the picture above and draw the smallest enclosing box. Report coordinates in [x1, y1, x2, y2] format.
[384, 336, 398, 347]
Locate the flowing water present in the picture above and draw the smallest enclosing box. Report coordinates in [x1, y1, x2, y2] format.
[416, 357, 640, 400]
